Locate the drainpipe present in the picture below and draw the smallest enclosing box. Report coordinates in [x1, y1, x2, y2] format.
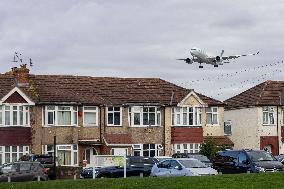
[277, 106, 279, 155]
[163, 106, 166, 156]
[99, 106, 102, 143]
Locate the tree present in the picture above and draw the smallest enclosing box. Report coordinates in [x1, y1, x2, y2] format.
[199, 139, 221, 160]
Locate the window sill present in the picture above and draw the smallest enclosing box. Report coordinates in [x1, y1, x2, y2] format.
[205, 124, 220, 127]
[83, 125, 99, 127]
[129, 125, 162, 128]
[42, 125, 79, 127]
[0, 125, 31, 127]
[262, 124, 276, 126]
[171, 125, 202, 127]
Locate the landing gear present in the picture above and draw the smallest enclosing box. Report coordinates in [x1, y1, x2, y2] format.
[214, 65, 218, 67]
[199, 65, 203, 68]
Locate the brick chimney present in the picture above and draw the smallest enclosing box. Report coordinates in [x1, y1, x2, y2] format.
[5, 64, 30, 86]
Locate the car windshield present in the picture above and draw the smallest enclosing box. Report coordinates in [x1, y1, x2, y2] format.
[179, 159, 208, 168]
[189, 155, 210, 162]
[246, 151, 276, 162]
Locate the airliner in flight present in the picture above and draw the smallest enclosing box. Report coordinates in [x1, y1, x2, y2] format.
[177, 47, 259, 68]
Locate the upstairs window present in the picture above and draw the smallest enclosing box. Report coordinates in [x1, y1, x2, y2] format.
[107, 107, 121, 126]
[206, 107, 218, 125]
[129, 106, 161, 127]
[172, 107, 202, 126]
[0, 105, 29, 126]
[83, 106, 98, 126]
[263, 106, 275, 125]
[44, 106, 77, 126]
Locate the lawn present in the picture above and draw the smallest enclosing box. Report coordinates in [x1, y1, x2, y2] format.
[1, 173, 284, 189]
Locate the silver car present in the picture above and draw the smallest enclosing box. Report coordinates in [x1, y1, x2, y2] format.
[151, 158, 218, 177]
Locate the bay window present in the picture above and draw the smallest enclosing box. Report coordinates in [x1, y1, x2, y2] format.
[43, 106, 77, 126]
[263, 106, 275, 125]
[172, 143, 200, 154]
[42, 144, 78, 166]
[172, 106, 202, 126]
[83, 106, 98, 126]
[0, 105, 30, 126]
[107, 107, 121, 126]
[0, 146, 29, 164]
[206, 107, 218, 125]
[129, 106, 161, 126]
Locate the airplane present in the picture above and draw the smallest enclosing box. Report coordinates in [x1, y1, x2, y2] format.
[177, 47, 259, 68]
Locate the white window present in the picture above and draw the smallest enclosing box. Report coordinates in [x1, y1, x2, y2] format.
[206, 107, 218, 125]
[0, 105, 30, 126]
[263, 106, 275, 125]
[0, 146, 29, 164]
[83, 106, 98, 126]
[43, 106, 78, 126]
[107, 107, 121, 126]
[172, 107, 202, 126]
[129, 106, 161, 127]
[132, 144, 160, 157]
[42, 144, 78, 166]
[224, 120, 232, 135]
[172, 143, 200, 154]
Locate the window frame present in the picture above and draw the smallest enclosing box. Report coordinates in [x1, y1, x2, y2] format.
[0, 104, 30, 127]
[206, 107, 219, 126]
[42, 144, 78, 166]
[43, 106, 78, 127]
[107, 106, 122, 126]
[262, 106, 275, 126]
[129, 106, 161, 127]
[83, 106, 98, 127]
[0, 146, 29, 164]
[172, 106, 202, 127]
[132, 144, 160, 157]
[172, 143, 200, 154]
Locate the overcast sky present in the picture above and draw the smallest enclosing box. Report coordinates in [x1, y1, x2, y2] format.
[0, 0, 284, 101]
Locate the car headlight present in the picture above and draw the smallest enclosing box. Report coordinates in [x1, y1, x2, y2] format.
[255, 166, 265, 172]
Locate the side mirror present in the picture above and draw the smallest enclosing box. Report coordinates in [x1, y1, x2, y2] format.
[175, 165, 183, 170]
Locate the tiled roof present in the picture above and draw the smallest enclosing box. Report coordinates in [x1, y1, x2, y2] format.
[104, 134, 132, 145]
[204, 136, 234, 147]
[0, 74, 223, 106]
[224, 80, 284, 109]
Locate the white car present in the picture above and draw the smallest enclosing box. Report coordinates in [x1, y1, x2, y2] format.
[151, 158, 218, 177]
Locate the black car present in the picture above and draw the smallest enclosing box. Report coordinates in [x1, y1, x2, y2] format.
[213, 149, 284, 174]
[19, 154, 55, 179]
[80, 156, 158, 178]
[172, 153, 212, 167]
[0, 162, 48, 182]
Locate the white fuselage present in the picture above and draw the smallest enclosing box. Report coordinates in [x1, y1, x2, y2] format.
[190, 48, 212, 64]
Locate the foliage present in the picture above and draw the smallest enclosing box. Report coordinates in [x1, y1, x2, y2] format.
[199, 139, 225, 160]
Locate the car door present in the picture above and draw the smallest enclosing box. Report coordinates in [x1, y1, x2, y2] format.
[155, 160, 171, 177]
[169, 160, 186, 176]
[236, 152, 250, 173]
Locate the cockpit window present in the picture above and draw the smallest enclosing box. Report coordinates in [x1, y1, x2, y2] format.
[191, 48, 196, 51]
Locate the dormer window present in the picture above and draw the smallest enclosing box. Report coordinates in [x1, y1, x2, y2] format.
[0, 105, 30, 127]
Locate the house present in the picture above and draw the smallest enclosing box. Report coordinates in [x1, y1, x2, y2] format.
[0, 64, 232, 166]
[224, 80, 284, 155]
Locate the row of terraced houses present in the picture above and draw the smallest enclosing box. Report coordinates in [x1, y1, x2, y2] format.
[0, 64, 283, 167]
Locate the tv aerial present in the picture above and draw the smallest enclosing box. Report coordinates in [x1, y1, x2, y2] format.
[12, 52, 33, 67]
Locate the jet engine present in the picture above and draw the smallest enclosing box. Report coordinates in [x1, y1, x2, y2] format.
[215, 56, 221, 62]
[185, 58, 192, 64]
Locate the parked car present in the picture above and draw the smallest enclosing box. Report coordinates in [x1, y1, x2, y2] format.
[154, 156, 172, 162]
[172, 153, 212, 167]
[80, 156, 158, 178]
[0, 163, 14, 174]
[151, 158, 218, 177]
[213, 149, 284, 174]
[0, 161, 48, 182]
[275, 154, 284, 164]
[19, 154, 55, 179]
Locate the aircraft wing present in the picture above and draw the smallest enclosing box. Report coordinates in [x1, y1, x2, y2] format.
[222, 51, 259, 60]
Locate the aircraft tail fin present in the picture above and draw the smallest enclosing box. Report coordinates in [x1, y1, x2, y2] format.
[220, 50, 224, 57]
